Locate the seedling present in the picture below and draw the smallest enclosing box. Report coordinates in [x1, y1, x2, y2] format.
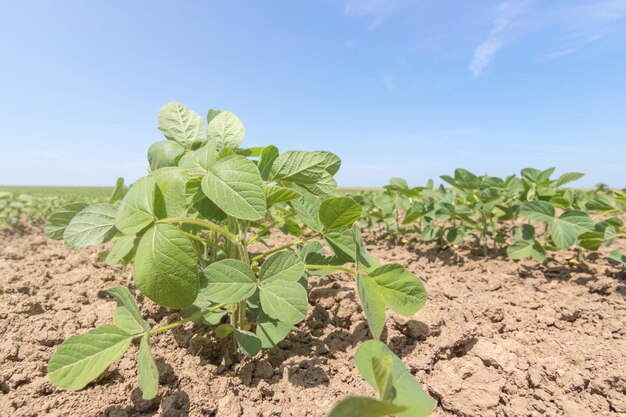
[45, 102, 431, 408]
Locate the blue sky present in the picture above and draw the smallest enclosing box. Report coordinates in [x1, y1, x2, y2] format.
[1, 0, 625, 187]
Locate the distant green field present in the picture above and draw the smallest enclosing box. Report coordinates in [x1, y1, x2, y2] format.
[0, 186, 113, 200]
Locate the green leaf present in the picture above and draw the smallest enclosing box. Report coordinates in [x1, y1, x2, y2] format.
[138, 334, 159, 400]
[507, 240, 547, 262]
[320, 197, 362, 231]
[265, 185, 302, 206]
[356, 274, 386, 339]
[108, 287, 148, 334]
[260, 251, 305, 283]
[44, 202, 88, 240]
[369, 264, 427, 316]
[290, 192, 322, 231]
[182, 272, 228, 326]
[355, 340, 435, 417]
[258, 145, 279, 180]
[299, 171, 338, 196]
[520, 201, 555, 224]
[201, 155, 266, 221]
[134, 224, 199, 309]
[153, 167, 189, 219]
[215, 324, 234, 339]
[177, 140, 218, 173]
[325, 397, 406, 417]
[551, 210, 595, 249]
[148, 140, 185, 171]
[108, 177, 125, 204]
[270, 151, 328, 183]
[48, 325, 133, 391]
[202, 259, 257, 303]
[319, 151, 341, 175]
[372, 353, 394, 402]
[63, 203, 118, 249]
[208, 111, 246, 149]
[234, 329, 262, 357]
[324, 230, 356, 263]
[259, 280, 308, 325]
[105, 235, 136, 265]
[207, 109, 221, 123]
[353, 224, 378, 271]
[555, 172, 584, 187]
[389, 177, 409, 190]
[115, 176, 156, 235]
[256, 312, 294, 348]
[608, 249, 626, 263]
[158, 102, 205, 148]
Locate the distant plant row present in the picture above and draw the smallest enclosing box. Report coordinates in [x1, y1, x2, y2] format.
[350, 170, 626, 264]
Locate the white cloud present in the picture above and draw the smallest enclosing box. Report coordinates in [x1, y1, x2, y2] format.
[342, 0, 410, 28]
[470, 0, 626, 78]
[470, 1, 527, 78]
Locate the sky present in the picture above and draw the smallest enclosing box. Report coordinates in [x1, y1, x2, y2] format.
[1, 0, 625, 188]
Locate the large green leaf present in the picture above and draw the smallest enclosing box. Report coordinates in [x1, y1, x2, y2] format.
[63, 203, 118, 249]
[259, 280, 308, 324]
[202, 259, 257, 303]
[201, 155, 266, 220]
[115, 176, 156, 235]
[234, 329, 262, 357]
[148, 140, 185, 171]
[256, 312, 294, 348]
[299, 172, 338, 196]
[555, 172, 584, 187]
[108, 287, 148, 335]
[325, 397, 405, 417]
[520, 201, 555, 223]
[134, 224, 199, 309]
[320, 197, 362, 231]
[551, 210, 594, 249]
[158, 102, 205, 148]
[355, 340, 435, 417]
[319, 151, 341, 175]
[259, 251, 305, 283]
[356, 275, 386, 339]
[44, 202, 88, 240]
[138, 334, 159, 400]
[208, 111, 245, 149]
[369, 264, 427, 316]
[48, 325, 133, 390]
[353, 224, 379, 271]
[182, 272, 228, 326]
[270, 151, 328, 183]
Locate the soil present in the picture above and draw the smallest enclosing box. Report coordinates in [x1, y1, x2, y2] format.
[0, 222, 625, 417]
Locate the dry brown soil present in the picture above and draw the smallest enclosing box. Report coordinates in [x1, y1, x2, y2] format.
[0, 223, 625, 417]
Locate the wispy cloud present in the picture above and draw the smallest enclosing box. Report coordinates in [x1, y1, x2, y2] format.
[470, 0, 626, 78]
[470, 1, 527, 78]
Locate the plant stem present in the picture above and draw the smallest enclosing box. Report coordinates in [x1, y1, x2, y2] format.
[158, 217, 239, 244]
[148, 303, 227, 336]
[305, 264, 358, 275]
[251, 233, 322, 261]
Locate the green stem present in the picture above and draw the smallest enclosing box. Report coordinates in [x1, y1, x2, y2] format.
[305, 264, 358, 275]
[148, 303, 227, 336]
[158, 217, 239, 244]
[252, 233, 322, 261]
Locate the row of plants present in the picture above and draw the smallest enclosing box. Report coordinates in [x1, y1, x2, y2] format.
[44, 103, 435, 417]
[351, 169, 626, 263]
[0, 187, 112, 227]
